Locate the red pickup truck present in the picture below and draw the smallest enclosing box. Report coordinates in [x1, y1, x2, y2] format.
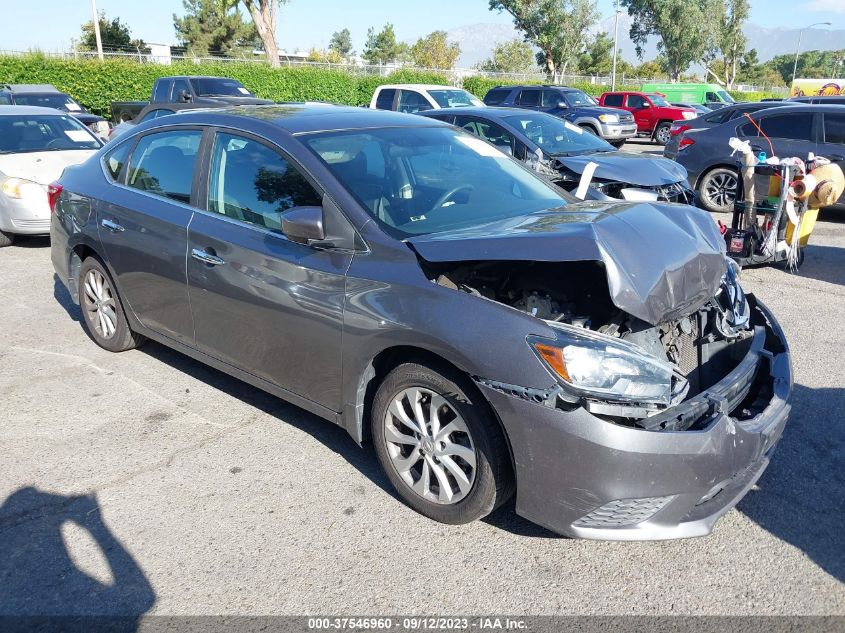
[598, 92, 698, 145]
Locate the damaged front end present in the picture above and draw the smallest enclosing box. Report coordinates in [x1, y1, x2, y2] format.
[428, 257, 754, 429]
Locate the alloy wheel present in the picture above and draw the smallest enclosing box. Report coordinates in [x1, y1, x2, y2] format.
[655, 125, 672, 144]
[383, 387, 477, 505]
[702, 169, 738, 211]
[83, 269, 118, 339]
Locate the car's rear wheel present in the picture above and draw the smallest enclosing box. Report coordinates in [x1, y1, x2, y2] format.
[79, 257, 146, 352]
[610, 140, 626, 148]
[654, 122, 672, 145]
[698, 167, 739, 213]
[371, 362, 513, 525]
[0, 230, 14, 247]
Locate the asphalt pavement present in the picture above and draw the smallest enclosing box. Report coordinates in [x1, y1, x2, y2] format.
[0, 192, 843, 616]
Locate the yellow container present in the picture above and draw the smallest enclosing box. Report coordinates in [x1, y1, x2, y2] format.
[786, 207, 820, 247]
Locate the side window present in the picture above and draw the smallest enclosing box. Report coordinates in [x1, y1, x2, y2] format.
[170, 79, 191, 102]
[823, 113, 845, 145]
[140, 109, 172, 123]
[102, 141, 131, 182]
[0, 93, 11, 105]
[484, 89, 510, 106]
[375, 88, 396, 110]
[705, 109, 732, 124]
[152, 80, 170, 102]
[517, 90, 541, 107]
[397, 90, 430, 114]
[126, 130, 202, 203]
[454, 116, 516, 151]
[627, 94, 647, 109]
[603, 94, 623, 107]
[738, 121, 758, 137]
[757, 113, 814, 141]
[706, 92, 719, 102]
[207, 133, 321, 234]
[542, 90, 563, 107]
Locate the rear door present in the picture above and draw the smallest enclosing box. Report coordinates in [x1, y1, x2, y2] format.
[187, 129, 350, 411]
[97, 127, 203, 343]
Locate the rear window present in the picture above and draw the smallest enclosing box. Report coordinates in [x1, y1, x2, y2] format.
[375, 88, 396, 110]
[484, 89, 510, 106]
[703, 109, 734, 124]
[602, 94, 624, 107]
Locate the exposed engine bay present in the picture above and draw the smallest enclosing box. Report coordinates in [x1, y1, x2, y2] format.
[428, 259, 754, 427]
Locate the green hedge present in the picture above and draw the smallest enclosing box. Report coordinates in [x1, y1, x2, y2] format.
[0, 54, 450, 118]
[0, 54, 779, 118]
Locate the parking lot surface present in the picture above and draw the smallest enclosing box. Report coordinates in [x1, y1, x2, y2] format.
[1, 209, 843, 616]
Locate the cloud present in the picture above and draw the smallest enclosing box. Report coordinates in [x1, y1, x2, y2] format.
[807, 0, 845, 13]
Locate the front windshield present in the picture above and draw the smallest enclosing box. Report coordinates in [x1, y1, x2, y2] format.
[13, 93, 85, 112]
[303, 126, 568, 239]
[503, 113, 614, 155]
[647, 94, 670, 107]
[564, 91, 598, 107]
[0, 114, 101, 154]
[190, 78, 252, 97]
[717, 90, 735, 103]
[428, 89, 484, 108]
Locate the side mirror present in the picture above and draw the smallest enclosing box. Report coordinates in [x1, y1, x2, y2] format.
[557, 101, 569, 109]
[640, 102, 651, 109]
[282, 206, 326, 245]
[179, 89, 192, 103]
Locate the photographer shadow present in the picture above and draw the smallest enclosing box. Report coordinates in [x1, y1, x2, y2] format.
[0, 487, 155, 631]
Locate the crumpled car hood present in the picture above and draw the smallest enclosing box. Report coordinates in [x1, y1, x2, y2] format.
[407, 201, 727, 326]
[555, 152, 688, 186]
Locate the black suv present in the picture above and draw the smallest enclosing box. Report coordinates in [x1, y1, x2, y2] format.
[483, 85, 636, 147]
[0, 84, 109, 138]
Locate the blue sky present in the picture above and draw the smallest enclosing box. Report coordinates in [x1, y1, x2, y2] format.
[1, 0, 843, 55]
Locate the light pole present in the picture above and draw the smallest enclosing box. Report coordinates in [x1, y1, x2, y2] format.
[791, 21, 831, 87]
[611, 0, 620, 91]
[90, 0, 104, 61]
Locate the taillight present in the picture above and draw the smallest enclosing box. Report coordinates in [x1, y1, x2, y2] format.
[671, 123, 691, 136]
[47, 182, 63, 213]
[678, 137, 695, 150]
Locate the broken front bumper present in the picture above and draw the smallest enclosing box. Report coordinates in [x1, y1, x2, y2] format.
[477, 296, 792, 540]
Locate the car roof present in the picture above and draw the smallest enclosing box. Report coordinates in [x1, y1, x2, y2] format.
[489, 85, 579, 92]
[156, 103, 452, 134]
[746, 103, 845, 116]
[2, 84, 60, 93]
[0, 105, 68, 116]
[376, 84, 458, 91]
[419, 106, 528, 119]
[159, 76, 240, 81]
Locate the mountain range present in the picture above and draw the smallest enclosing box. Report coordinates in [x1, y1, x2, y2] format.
[445, 16, 845, 71]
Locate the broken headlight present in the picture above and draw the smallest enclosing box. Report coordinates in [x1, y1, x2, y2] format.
[529, 326, 675, 406]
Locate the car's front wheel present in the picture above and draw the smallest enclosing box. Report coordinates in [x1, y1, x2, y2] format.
[79, 257, 146, 352]
[371, 362, 513, 525]
[0, 230, 14, 247]
[698, 167, 738, 213]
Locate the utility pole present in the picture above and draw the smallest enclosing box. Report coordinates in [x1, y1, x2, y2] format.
[90, 0, 104, 61]
[611, 0, 620, 91]
[792, 22, 831, 88]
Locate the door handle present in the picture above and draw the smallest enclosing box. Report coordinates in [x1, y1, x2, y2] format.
[101, 218, 124, 232]
[191, 248, 225, 266]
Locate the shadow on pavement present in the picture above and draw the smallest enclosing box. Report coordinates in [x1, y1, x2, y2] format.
[0, 488, 155, 631]
[794, 244, 845, 287]
[738, 384, 845, 584]
[53, 274, 82, 322]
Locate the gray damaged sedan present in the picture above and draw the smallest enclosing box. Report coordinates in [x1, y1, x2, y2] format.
[50, 105, 792, 540]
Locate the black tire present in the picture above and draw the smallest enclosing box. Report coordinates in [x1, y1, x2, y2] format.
[580, 125, 599, 136]
[0, 230, 14, 247]
[653, 122, 672, 145]
[79, 257, 146, 352]
[609, 140, 626, 149]
[697, 166, 739, 213]
[371, 361, 514, 525]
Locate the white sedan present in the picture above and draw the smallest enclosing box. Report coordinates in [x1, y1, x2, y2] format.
[0, 105, 102, 246]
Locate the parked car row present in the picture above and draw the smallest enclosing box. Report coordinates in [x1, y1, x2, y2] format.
[1, 84, 110, 139]
[45, 103, 793, 540]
